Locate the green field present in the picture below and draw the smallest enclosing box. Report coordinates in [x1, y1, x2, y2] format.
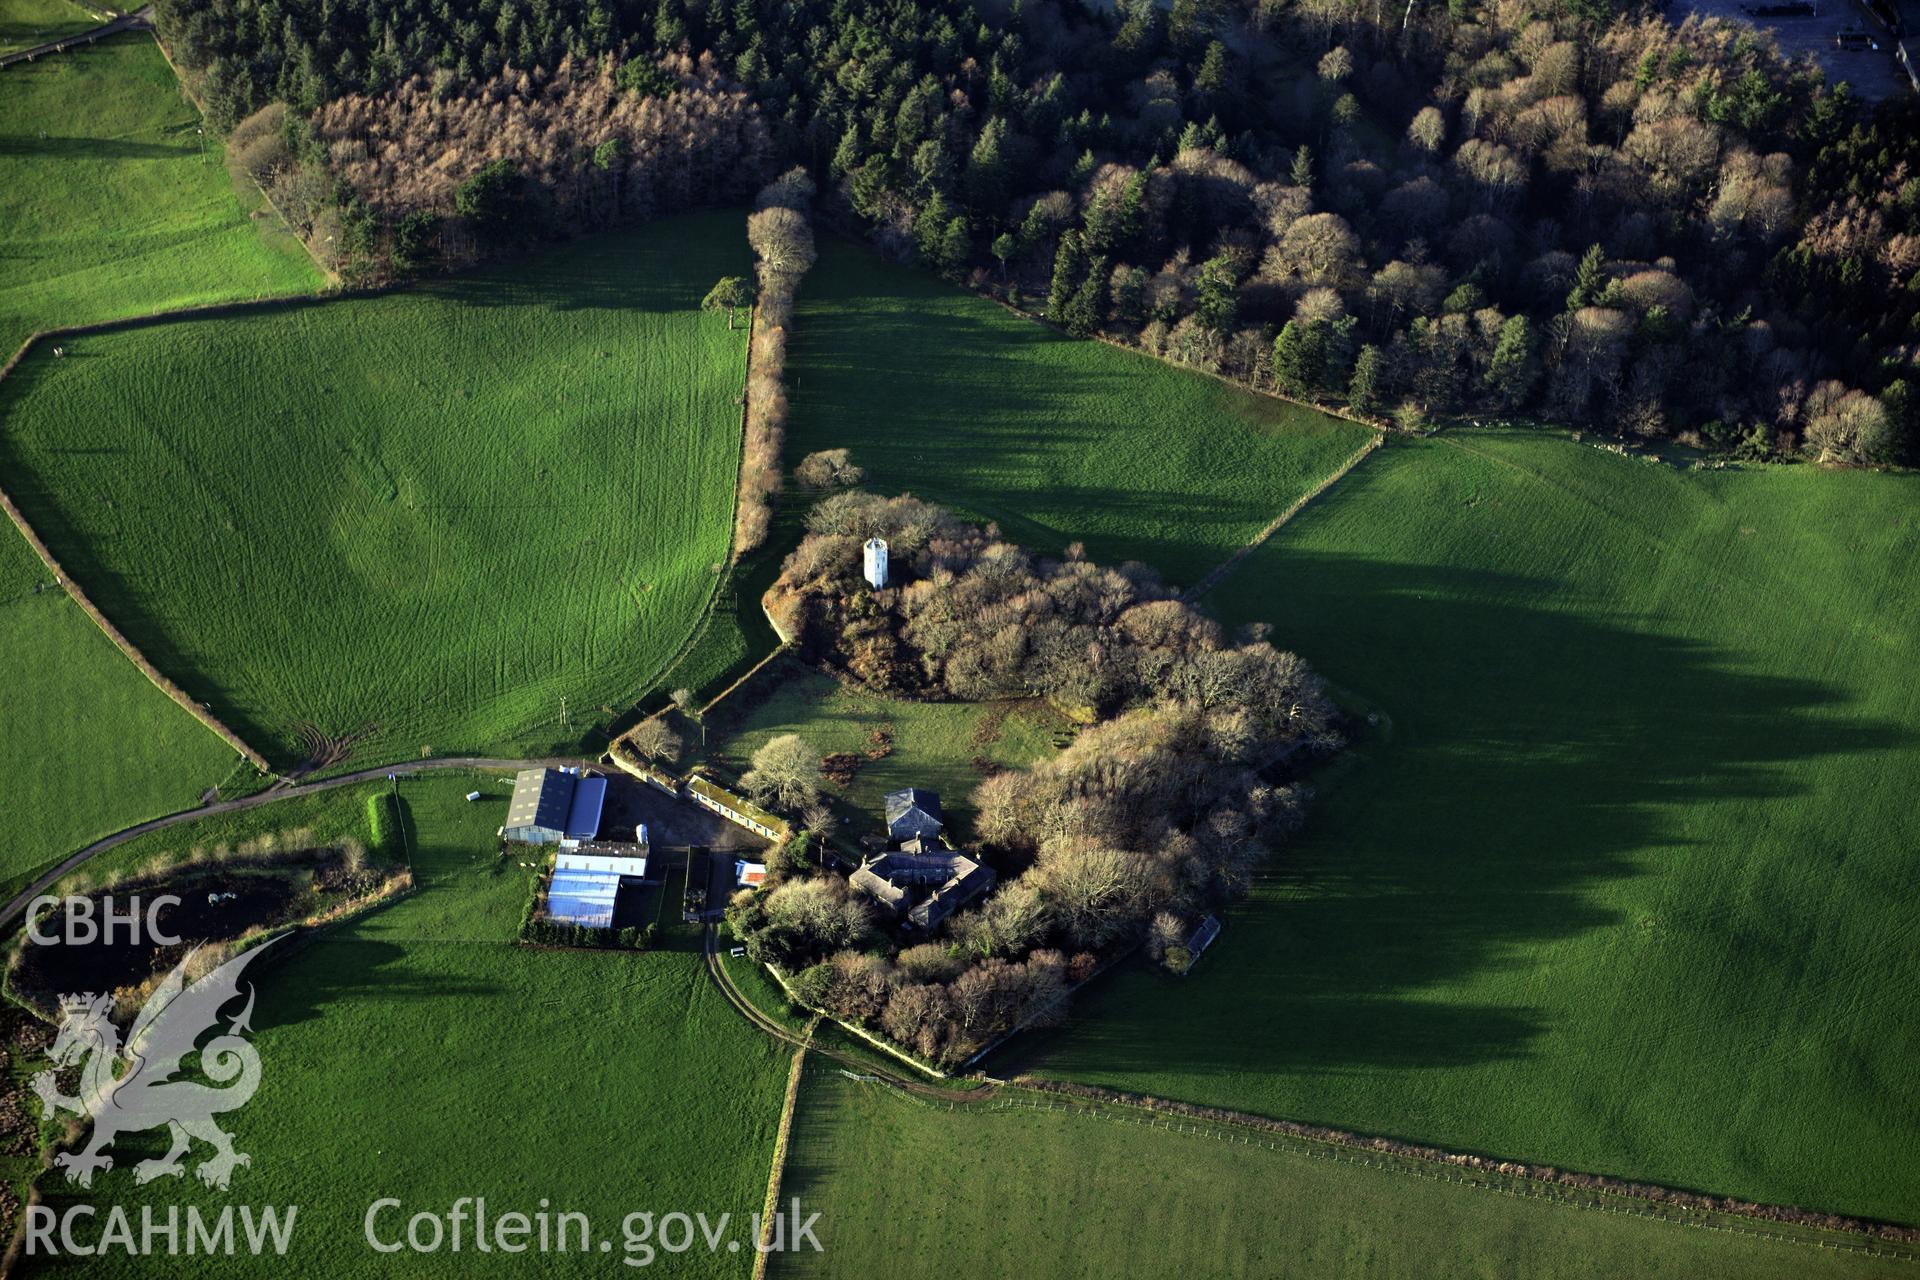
[23, 775, 792, 1276]
[1005, 430, 1920, 1224]
[0, 24, 325, 883]
[0, 507, 240, 900]
[0, 32, 320, 354]
[0, 0, 100, 54]
[0, 215, 751, 769]
[705, 664, 1059, 840]
[786, 238, 1376, 587]
[773, 1068, 1913, 1279]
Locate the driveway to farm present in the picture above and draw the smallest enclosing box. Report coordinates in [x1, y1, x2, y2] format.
[0, 754, 583, 931]
[700, 924, 996, 1103]
[0, 6, 153, 69]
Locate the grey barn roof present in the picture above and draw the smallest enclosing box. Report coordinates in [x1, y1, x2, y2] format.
[505, 768, 576, 840]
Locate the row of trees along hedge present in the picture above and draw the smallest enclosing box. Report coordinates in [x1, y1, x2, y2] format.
[176, 0, 1920, 464]
[520, 918, 657, 949]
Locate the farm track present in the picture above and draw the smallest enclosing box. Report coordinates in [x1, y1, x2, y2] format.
[700, 925, 995, 1104]
[0, 754, 583, 931]
[0, 6, 151, 68]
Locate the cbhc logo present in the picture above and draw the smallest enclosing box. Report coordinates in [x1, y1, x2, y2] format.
[25, 896, 183, 946]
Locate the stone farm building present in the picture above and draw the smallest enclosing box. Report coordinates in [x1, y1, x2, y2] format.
[851, 787, 996, 930]
[687, 775, 790, 842]
[504, 767, 606, 844]
[851, 849, 996, 929]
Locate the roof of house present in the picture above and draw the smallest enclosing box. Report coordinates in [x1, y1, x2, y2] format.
[852, 849, 996, 928]
[884, 787, 944, 840]
[1184, 914, 1222, 959]
[908, 856, 997, 929]
[507, 768, 576, 836]
[850, 863, 910, 912]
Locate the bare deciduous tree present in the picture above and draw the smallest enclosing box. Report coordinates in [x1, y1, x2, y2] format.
[740, 733, 822, 810]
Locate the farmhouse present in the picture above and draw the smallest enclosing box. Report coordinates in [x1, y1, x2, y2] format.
[884, 787, 944, 844]
[851, 849, 996, 930]
[687, 775, 790, 842]
[504, 767, 607, 843]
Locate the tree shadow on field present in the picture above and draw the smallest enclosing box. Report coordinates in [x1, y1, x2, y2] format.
[783, 270, 1285, 581]
[413, 221, 752, 316]
[771, 1078, 867, 1278]
[0, 133, 194, 160]
[995, 549, 1912, 1094]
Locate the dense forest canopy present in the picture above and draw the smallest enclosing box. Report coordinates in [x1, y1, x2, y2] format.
[169, 0, 1920, 461]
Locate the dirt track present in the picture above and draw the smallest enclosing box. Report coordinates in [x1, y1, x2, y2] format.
[0, 755, 583, 932]
[0, 7, 152, 70]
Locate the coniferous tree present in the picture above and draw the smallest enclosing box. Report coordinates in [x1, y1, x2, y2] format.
[1349, 344, 1387, 414]
[1273, 320, 1330, 396]
[1290, 144, 1314, 190]
[1566, 245, 1607, 311]
[1048, 229, 1086, 318]
[1486, 315, 1537, 407]
[1193, 253, 1239, 334]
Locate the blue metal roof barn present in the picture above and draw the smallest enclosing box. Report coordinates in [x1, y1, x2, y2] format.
[564, 775, 606, 841]
[545, 868, 621, 927]
[545, 849, 649, 928]
[503, 768, 607, 844]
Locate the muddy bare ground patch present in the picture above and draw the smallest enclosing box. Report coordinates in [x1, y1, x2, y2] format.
[7, 851, 402, 1020]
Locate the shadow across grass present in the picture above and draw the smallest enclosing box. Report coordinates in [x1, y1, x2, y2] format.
[997, 550, 1909, 1130]
[784, 238, 1375, 586]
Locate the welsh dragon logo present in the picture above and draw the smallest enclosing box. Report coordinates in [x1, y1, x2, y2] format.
[32, 941, 276, 1190]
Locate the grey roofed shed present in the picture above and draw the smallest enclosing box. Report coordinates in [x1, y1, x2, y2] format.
[503, 767, 577, 843]
[883, 788, 944, 843]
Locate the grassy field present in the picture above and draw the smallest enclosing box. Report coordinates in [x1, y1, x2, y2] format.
[0, 32, 320, 354]
[22, 774, 792, 1276]
[0, 215, 751, 769]
[1003, 430, 1920, 1224]
[0, 0, 101, 54]
[704, 663, 1060, 842]
[0, 21, 320, 882]
[771, 1068, 1915, 1279]
[786, 238, 1376, 588]
[0, 509, 240, 901]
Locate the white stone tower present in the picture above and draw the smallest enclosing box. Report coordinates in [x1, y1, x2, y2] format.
[863, 537, 889, 588]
